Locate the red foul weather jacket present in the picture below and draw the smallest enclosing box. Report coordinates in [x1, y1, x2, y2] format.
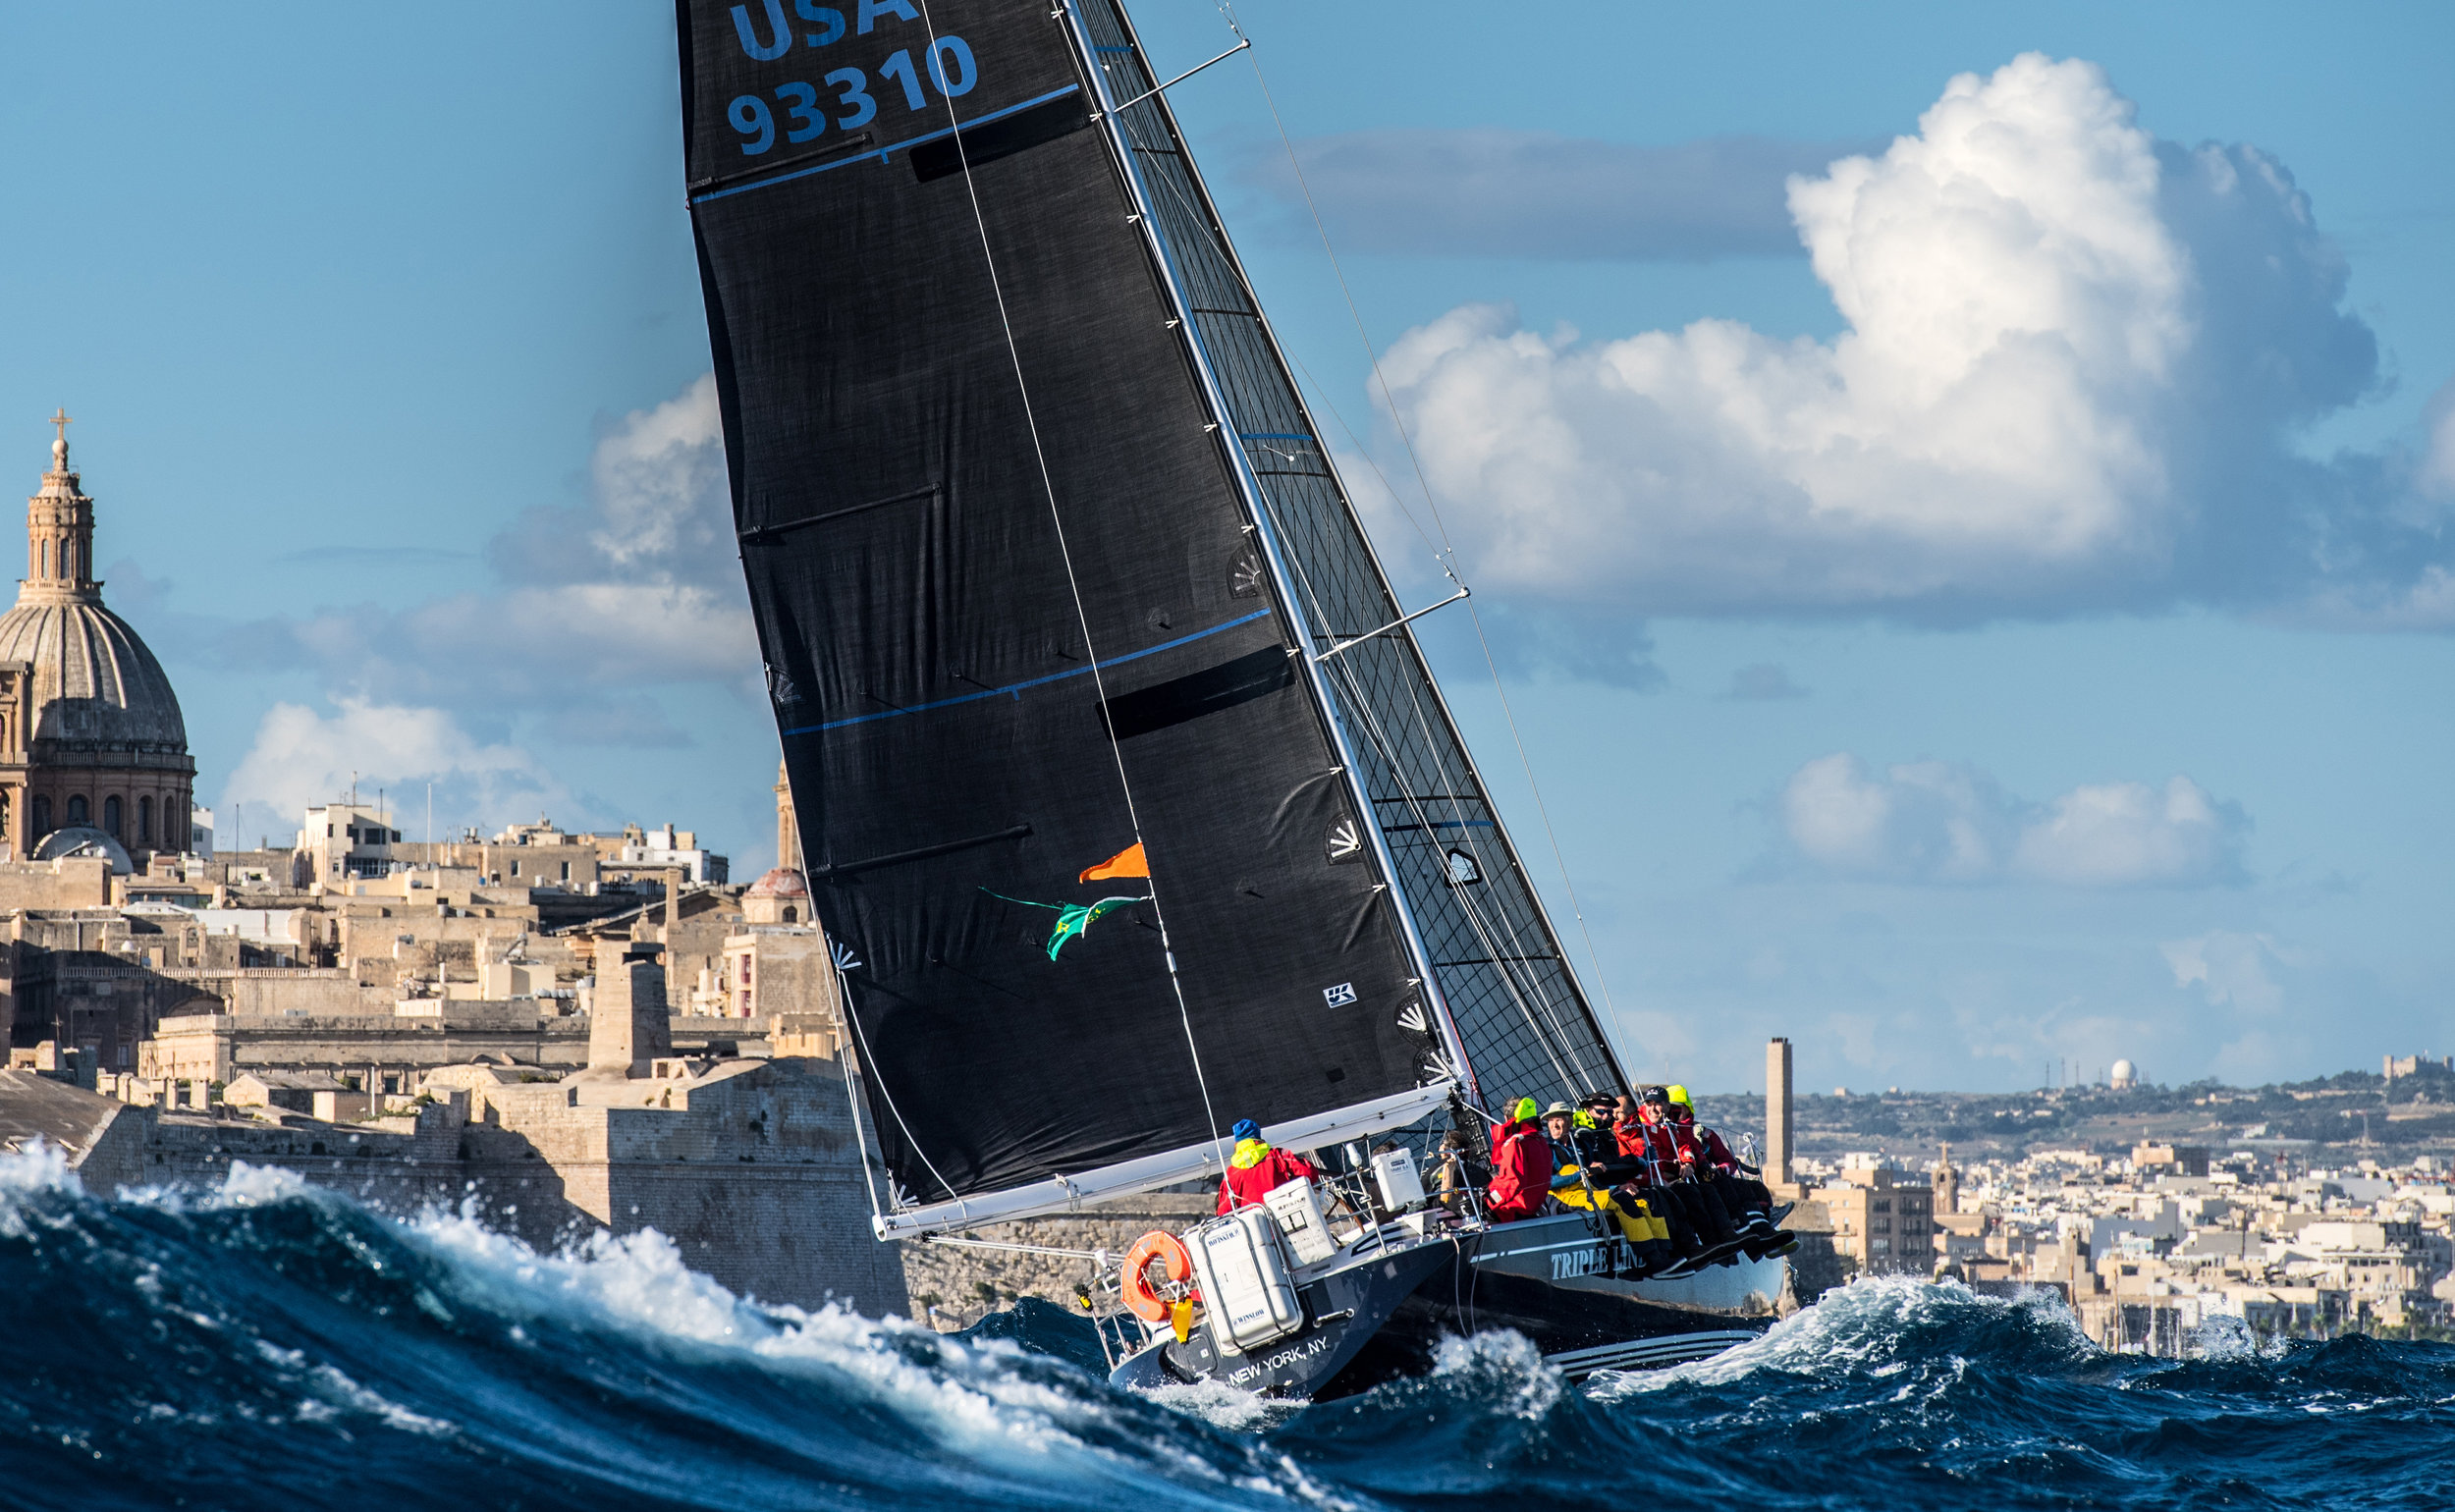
[1485, 1120, 1553, 1222]
[1674, 1116, 1741, 1175]
[1217, 1146, 1322, 1214]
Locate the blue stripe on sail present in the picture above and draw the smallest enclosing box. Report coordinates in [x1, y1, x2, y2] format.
[691, 85, 1084, 205]
[783, 608, 1277, 734]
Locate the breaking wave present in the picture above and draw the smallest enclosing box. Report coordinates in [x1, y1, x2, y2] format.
[5, 1150, 2451, 1510]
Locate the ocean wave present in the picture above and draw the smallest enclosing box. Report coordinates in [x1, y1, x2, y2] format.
[8, 1150, 2455, 1511]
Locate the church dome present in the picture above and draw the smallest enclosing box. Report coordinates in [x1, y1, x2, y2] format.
[0, 596, 187, 754]
[745, 866, 809, 898]
[0, 420, 189, 758]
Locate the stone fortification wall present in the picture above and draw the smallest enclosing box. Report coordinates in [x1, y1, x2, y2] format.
[139, 1106, 470, 1215]
[161, 968, 370, 1018]
[0, 857, 112, 912]
[452, 1055, 907, 1316]
[897, 1193, 1218, 1324]
[143, 1010, 592, 1082]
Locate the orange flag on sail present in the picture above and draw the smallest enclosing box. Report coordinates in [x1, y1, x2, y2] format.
[1078, 841, 1149, 883]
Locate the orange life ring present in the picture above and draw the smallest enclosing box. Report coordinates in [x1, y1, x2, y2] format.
[1119, 1230, 1194, 1323]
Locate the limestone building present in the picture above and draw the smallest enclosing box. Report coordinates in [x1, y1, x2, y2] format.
[0, 414, 193, 867]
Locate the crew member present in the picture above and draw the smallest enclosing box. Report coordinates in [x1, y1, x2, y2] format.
[1216, 1118, 1322, 1214]
[1635, 1085, 1739, 1250]
[1665, 1086, 1785, 1246]
[1484, 1097, 1551, 1222]
[1545, 1095, 1673, 1269]
[1432, 1128, 1486, 1215]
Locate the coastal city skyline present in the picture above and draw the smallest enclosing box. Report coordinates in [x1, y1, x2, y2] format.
[1, 3, 2448, 1096]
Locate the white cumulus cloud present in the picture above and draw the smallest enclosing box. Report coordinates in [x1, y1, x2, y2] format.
[220, 700, 564, 840]
[218, 374, 758, 716]
[1375, 54, 2443, 630]
[1779, 751, 2248, 886]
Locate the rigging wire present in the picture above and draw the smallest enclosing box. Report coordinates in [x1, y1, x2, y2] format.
[829, 960, 886, 1220]
[912, 0, 1230, 1182]
[1236, 39, 1638, 1080]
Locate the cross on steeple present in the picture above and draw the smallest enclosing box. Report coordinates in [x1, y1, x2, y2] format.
[48, 408, 72, 445]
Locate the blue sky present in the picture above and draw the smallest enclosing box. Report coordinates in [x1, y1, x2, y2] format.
[3, 2, 2448, 1095]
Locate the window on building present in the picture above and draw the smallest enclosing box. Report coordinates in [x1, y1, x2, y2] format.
[138, 796, 152, 844]
[31, 794, 50, 837]
[104, 795, 121, 838]
[1874, 1199, 1891, 1213]
[67, 794, 87, 825]
[739, 957, 751, 985]
[510, 858, 520, 875]
[783, 905, 797, 923]
[560, 861, 571, 881]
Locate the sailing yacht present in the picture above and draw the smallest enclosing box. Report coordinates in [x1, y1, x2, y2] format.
[677, 0, 1787, 1396]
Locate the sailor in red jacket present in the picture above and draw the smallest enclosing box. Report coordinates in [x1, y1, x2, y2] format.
[1484, 1098, 1552, 1222]
[1216, 1119, 1323, 1214]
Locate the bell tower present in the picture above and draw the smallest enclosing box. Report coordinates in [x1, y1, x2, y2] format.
[774, 758, 799, 871]
[24, 409, 97, 603]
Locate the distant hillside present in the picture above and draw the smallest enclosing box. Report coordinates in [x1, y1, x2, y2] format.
[1692, 1061, 2455, 1164]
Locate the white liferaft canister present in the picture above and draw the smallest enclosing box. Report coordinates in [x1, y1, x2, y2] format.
[1186, 1207, 1303, 1355]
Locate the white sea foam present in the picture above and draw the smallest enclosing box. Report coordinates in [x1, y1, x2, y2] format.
[211, 1160, 319, 1208]
[0, 1141, 77, 1236]
[1589, 1274, 2089, 1399]
[1141, 1376, 1302, 1434]
[252, 1338, 456, 1436]
[1429, 1328, 1565, 1419]
[396, 1208, 1340, 1505]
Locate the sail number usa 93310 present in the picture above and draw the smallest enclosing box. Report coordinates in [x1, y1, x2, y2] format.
[725, 0, 980, 155]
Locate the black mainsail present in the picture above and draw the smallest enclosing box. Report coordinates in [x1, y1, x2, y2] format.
[681, 0, 1621, 1233]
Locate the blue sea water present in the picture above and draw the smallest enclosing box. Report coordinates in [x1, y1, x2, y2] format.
[4, 1148, 2451, 1511]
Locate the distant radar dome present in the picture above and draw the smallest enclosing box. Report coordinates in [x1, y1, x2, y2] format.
[32, 824, 133, 874]
[2110, 1058, 2139, 1090]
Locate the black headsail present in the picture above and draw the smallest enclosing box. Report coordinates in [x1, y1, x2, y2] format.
[681, 0, 1457, 1228]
